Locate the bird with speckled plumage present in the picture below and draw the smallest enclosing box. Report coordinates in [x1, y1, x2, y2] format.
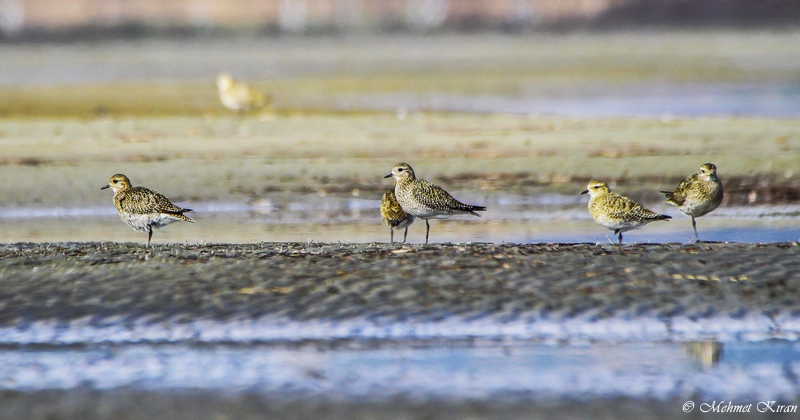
[216, 72, 269, 112]
[661, 163, 723, 243]
[581, 181, 670, 244]
[101, 174, 194, 246]
[381, 189, 415, 243]
[385, 163, 486, 244]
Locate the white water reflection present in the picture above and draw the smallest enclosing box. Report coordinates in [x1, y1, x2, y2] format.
[1, 341, 799, 401]
[333, 83, 800, 117]
[0, 197, 799, 244]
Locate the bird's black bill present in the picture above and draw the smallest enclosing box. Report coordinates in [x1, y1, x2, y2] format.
[383, 174, 393, 178]
[580, 190, 589, 195]
[101, 185, 110, 190]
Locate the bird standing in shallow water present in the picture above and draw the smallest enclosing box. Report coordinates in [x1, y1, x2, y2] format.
[216, 72, 269, 113]
[101, 174, 194, 247]
[381, 189, 415, 243]
[661, 163, 723, 243]
[385, 163, 486, 244]
[581, 181, 670, 244]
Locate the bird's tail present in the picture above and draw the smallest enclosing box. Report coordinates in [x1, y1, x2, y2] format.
[650, 214, 671, 221]
[660, 190, 683, 206]
[164, 209, 194, 223]
[455, 204, 487, 217]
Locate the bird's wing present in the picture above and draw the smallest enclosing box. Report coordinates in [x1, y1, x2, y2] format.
[381, 192, 409, 221]
[130, 187, 187, 213]
[412, 180, 471, 211]
[232, 84, 266, 108]
[604, 193, 665, 220]
[664, 175, 697, 206]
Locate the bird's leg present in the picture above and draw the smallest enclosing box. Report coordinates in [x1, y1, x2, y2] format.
[425, 220, 430, 244]
[403, 227, 408, 243]
[692, 216, 700, 243]
[147, 226, 153, 247]
[390, 228, 394, 244]
[614, 229, 622, 245]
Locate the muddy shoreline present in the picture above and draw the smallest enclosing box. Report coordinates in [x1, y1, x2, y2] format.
[1, 241, 798, 340]
[2, 242, 800, 419]
[0, 391, 776, 420]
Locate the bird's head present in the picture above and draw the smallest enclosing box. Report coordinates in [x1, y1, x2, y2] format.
[580, 180, 610, 197]
[384, 163, 416, 182]
[216, 72, 234, 91]
[699, 163, 717, 181]
[101, 174, 132, 193]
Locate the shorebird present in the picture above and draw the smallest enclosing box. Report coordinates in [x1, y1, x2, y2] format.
[101, 174, 194, 247]
[581, 181, 670, 244]
[216, 72, 269, 112]
[661, 163, 723, 242]
[384, 163, 486, 244]
[380, 189, 415, 243]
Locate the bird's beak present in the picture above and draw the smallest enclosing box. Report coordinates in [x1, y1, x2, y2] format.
[383, 174, 393, 179]
[101, 184, 110, 190]
[580, 190, 589, 195]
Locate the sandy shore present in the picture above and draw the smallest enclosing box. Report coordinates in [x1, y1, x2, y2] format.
[1, 114, 799, 211]
[1, 33, 800, 211]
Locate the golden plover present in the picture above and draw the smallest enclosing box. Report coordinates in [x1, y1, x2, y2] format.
[380, 189, 415, 243]
[581, 181, 670, 244]
[661, 163, 723, 242]
[101, 174, 194, 246]
[216, 72, 269, 112]
[384, 163, 486, 244]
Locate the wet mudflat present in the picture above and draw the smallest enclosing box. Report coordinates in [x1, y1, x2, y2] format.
[2, 241, 800, 419]
[1, 241, 798, 335]
[0, 391, 759, 420]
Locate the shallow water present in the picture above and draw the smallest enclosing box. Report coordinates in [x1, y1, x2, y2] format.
[1, 196, 799, 244]
[335, 83, 800, 118]
[1, 340, 798, 402]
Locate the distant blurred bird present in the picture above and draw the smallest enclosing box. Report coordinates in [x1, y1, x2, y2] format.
[662, 163, 723, 242]
[216, 72, 269, 112]
[381, 189, 415, 243]
[102, 174, 194, 247]
[582, 181, 670, 244]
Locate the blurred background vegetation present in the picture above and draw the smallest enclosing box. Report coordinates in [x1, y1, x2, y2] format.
[1, 0, 800, 40]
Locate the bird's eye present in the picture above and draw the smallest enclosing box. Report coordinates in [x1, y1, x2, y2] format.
[113, 180, 118, 183]
[398, 168, 404, 172]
